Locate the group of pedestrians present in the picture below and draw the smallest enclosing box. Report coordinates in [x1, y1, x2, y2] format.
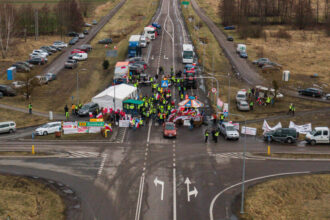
[204, 128, 220, 143]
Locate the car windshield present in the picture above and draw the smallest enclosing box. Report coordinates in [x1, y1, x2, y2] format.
[226, 126, 235, 131]
[147, 31, 155, 34]
[237, 94, 245, 98]
[165, 124, 175, 130]
[81, 105, 90, 110]
[241, 103, 248, 106]
[40, 124, 49, 128]
[183, 51, 193, 59]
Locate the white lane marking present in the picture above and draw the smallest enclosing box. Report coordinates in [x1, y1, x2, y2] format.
[209, 171, 311, 220]
[174, 0, 187, 44]
[154, 177, 165, 200]
[154, 0, 164, 23]
[173, 140, 177, 220]
[135, 174, 144, 220]
[156, 3, 167, 75]
[146, 43, 153, 64]
[147, 120, 152, 143]
[97, 154, 107, 176]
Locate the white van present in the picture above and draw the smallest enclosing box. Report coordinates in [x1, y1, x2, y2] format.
[140, 36, 147, 47]
[236, 44, 246, 54]
[33, 76, 49, 85]
[72, 53, 88, 61]
[0, 121, 16, 134]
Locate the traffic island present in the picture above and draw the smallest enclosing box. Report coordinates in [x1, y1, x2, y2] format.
[0, 174, 66, 220]
[236, 174, 330, 220]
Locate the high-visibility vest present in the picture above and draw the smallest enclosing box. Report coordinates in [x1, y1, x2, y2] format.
[220, 115, 224, 120]
[28, 104, 32, 109]
[130, 105, 135, 109]
[215, 131, 219, 137]
[250, 102, 254, 106]
[72, 105, 75, 110]
[205, 132, 209, 137]
[159, 114, 163, 119]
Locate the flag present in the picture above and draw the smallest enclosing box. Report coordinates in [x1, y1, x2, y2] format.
[96, 113, 103, 119]
[89, 112, 93, 118]
[105, 123, 112, 132]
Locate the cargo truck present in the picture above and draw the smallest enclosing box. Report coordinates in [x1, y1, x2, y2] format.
[128, 35, 142, 58]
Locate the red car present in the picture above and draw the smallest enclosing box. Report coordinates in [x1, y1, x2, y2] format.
[163, 122, 177, 138]
[71, 49, 86, 54]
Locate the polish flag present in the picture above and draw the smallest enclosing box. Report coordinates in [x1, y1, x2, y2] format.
[96, 113, 103, 119]
[89, 112, 93, 118]
[105, 124, 112, 132]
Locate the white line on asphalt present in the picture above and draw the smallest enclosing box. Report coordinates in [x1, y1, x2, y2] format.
[156, 0, 168, 75]
[154, 0, 164, 23]
[146, 43, 153, 64]
[97, 154, 107, 176]
[174, 0, 187, 44]
[209, 171, 311, 220]
[173, 140, 177, 220]
[135, 174, 144, 220]
[147, 120, 152, 143]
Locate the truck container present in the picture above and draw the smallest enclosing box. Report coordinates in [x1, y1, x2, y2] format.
[114, 61, 130, 84]
[128, 35, 142, 58]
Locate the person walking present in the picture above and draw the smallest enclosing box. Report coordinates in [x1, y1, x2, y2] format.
[28, 103, 32, 114]
[65, 111, 69, 120]
[291, 104, 295, 116]
[204, 129, 209, 143]
[214, 130, 219, 143]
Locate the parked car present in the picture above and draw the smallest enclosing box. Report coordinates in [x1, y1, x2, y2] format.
[49, 45, 61, 52]
[15, 61, 33, 69]
[239, 51, 248, 58]
[236, 90, 247, 102]
[78, 44, 92, 52]
[11, 81, 26, 89]
[27, 57, 46, 65]
[12, 63, 30, 72]
[77, 102, 99, 116]
[0, 85, 17, 96]
[227, 36, 234, 41]
[224, 26, 235, 30]
[71, 49, 86, 54]
[79, 33, 85, 39]
[69, 37, 79, 45]
[298, 88, 323, 98]
[236, 100, 250, 111]
[83, 30, 89, 35]
[252, 58, 270, 66]
[128, 57, 144, 63]
[163, 122, 177, 138]
[65, 59, 78, 69]
[53, 41, 68, 48]
[72, 53, 88, 61]
[32, 49, 49, 57]
[326, 93, 330, 100]
[98, 38, 112, 44]
[41, 46, 57, 53]
[34, 122, 61, 136]
[140, 36, 147, 47]
[264, 128, 298, 144]
[92, 20, 98, 25]
[84, 23, 92, 27]
[45, 72, 56, 81]
[0, 121, 16, 134]
[218, 122, 240, 140]
[67, 32, 79, 37]
[31, 75, 48, 86]
[0, 92, 3, 98]
[305, 127, 330, 145]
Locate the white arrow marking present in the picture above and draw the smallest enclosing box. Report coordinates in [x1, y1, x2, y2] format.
[185, 177, 198, 202]
[164, 55, 168, 60]
[154, 177, 164, 200]
[151, 55, 154, 60]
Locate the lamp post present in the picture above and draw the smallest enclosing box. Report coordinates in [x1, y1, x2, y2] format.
[76, 68, 87, 106]
[228, 113, 247, 214]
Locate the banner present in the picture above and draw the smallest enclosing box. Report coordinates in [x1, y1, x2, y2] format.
[119, 120, 130, 128]
[289, 121, 312, 134]
[262, 120, 282, 134]
[89, 127, 101, 133]
[78, 127, 89, 133]
[241, 126, 257, 135]
[183, 120, 190, 126]
[63, 122, 78, 134]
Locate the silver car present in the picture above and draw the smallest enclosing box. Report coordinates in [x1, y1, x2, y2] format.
[0, 121, 16, 134]
[236, 100, 250, 111]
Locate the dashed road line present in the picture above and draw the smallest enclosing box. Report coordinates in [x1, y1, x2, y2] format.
[172, 140, 177, 220]
[97, 154, 108, 176]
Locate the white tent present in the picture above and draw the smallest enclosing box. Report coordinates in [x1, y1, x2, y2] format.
[92, 84, 137, 110]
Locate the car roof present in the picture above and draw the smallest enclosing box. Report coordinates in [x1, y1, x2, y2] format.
[239, 100, 248, 104]
[314, 127, 329, 130]
[0, 121, 15, 124]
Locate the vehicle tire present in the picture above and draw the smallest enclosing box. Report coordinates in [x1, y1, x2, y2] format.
[9, 129, 14, 134]
[286, 137, 293, 144]
[43, 131, 48, 136]
[310, 140, 316, 146]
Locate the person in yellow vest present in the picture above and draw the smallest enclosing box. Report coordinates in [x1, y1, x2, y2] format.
[266, 96, 271, 106]
[205, 129, 209, 143]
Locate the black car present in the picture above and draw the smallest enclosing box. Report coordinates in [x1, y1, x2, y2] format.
[264, 128, 298, 144]
[298, 88, 323, 97]
[0, 85, 16, 96]
[12, 63, 30, 72]
[83, 30, 89, 35]
[78, 102, 99, 116]
[15, 61, 33, 69]
[98, 38, 112, 44]
[69, 37, 79, 45]
[184, 71, 197, 89]
[0, 91, 3, 98]
[49, 45, 61, 52]
[41, 46, 57, 53]
[27, 57, 46, 65]
[227, 36, 234, 41]
[67, 32, 79, 37]
[78, 44, 92, 52]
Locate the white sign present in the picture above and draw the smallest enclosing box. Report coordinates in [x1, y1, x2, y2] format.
[63, 122, 78, 134]
[289, 121, 312, 134]
[217, 98, 223, 109]
[89, 127, 101, 133]
[223, 103, 228, 112]
[154, 177, 164, 201]
[183, 120, 190, 126]
[185, 177, 198, 202]
[241, 126, 257, 135]
[211, 88, 217, 93]
[262, 120, 282, 134]
[119, 120, 130, 127]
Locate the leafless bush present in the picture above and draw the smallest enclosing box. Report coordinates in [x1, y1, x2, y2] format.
[271, 29, 292, 40]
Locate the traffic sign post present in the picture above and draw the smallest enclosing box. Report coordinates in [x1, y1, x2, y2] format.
[78, 121, 104, 127]
[161, 80, 169, 88]
[211, 88, 217, 93]
[182, 1, 189, 5]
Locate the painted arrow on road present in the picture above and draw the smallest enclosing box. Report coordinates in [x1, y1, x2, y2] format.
[185, 177, 198, 202]
[154, 177, 164, 201]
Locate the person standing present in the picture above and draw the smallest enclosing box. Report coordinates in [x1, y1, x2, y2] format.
[215, 130, 219, 143]
[28, 103, 32, 114]
[291, 104, 295, 116]
[288, 103, 293, 115]
[64, 104, 69, 116]
[249, 101, 254, 110]
[204, 129, 209, 143]
[71, 104, 76, 115]
[212, 129, 216, 142]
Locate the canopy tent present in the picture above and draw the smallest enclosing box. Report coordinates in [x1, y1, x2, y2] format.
[92, 84, 137, 110]
[178, 96, 204, 108]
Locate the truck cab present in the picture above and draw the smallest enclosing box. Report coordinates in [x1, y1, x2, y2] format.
[128, 35, 141, 58]
[144, 27, 156, 42]
[152, 23, 162, 35]
[305, 127, 330, 145]
[184, 70, 197, 89]
[182, 44, 194, 64]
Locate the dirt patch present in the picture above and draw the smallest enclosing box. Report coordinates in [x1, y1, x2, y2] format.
[0, 108, 49, 128]
[239, 174, 330, 220]
[0, 174, 65, 220]
[253, 153, 330, 159]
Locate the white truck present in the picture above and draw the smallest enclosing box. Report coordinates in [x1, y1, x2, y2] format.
[182, 44, 194, 64]
[305, 127, 330, 145]
[236, 44, 246, 54]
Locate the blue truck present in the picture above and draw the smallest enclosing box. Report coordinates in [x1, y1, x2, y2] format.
[128, 35, 142, 58]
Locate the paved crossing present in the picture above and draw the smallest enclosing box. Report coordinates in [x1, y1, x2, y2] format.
[209, 152, 265, 160]
[66, 151, 105, 158]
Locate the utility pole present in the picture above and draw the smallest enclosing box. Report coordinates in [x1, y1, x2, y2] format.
[76, 72, 79, 106]
[34, 9, 39, 41]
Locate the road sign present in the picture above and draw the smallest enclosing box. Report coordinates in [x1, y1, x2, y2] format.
[182, 1, 189, 5]
[106, 50, 118, 57]
[90, 118, 103, 122]
[211, 88, 217, 93]
[78, 121, 104, 127]
[223, 111, 228, 117]
[161, 80, 169, 88]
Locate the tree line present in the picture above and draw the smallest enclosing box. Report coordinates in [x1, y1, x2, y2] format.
[220, 0, 329, 34]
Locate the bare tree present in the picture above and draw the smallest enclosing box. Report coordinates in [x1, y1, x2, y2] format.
[0, 3, 15, 59]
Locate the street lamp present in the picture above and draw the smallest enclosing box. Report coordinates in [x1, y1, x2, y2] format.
[228, 113, 247, 214]
[76, 68, 87, 106]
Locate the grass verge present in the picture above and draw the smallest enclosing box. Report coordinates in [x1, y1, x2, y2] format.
[0, 174, 65, 220]
[253, 153, 330, 159]
[0, 151, 51, 156]
[0, 108, 49, 128]
[240, 174, 330, 220]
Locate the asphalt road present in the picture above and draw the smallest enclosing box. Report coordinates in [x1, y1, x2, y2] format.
[0, 0, 329, 219]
